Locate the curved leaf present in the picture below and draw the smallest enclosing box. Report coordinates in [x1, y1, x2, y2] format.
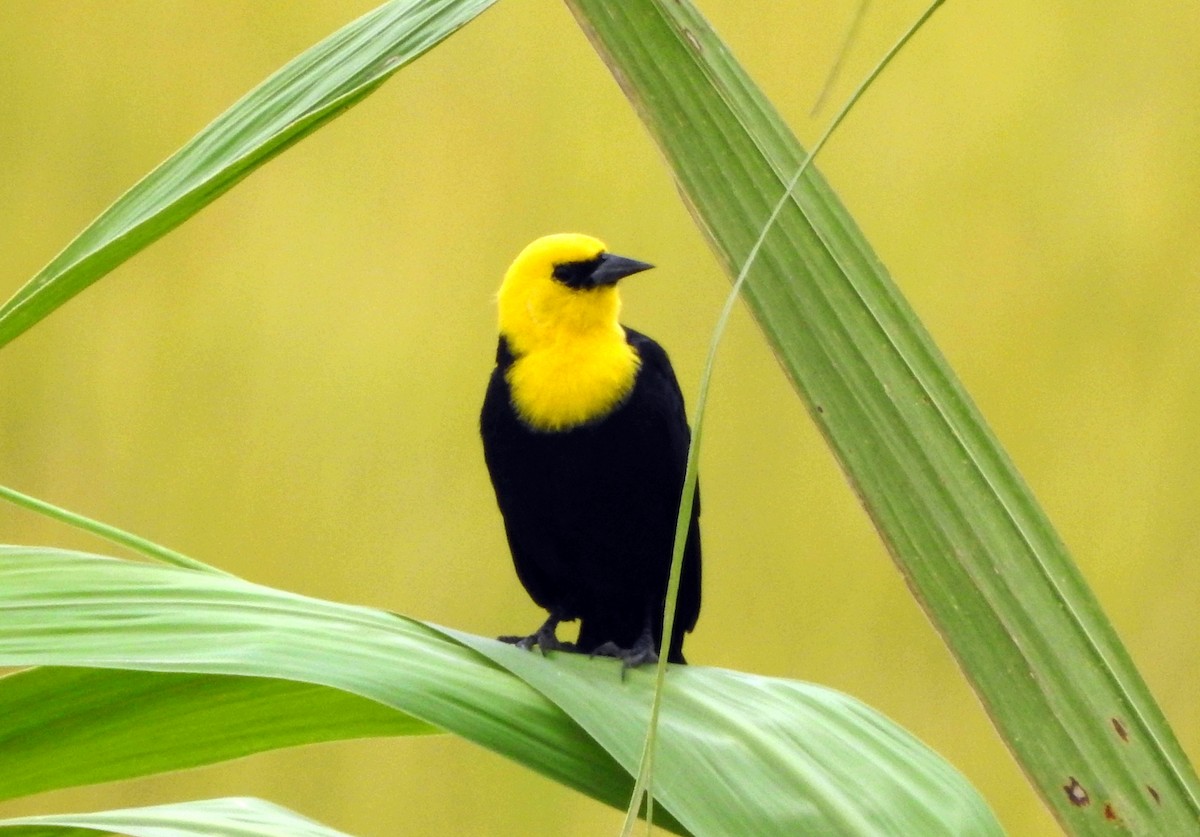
[453, 632, 1001, 836]
[0, 547, 998, 835]
[0, 0, 497, 350]
[0, 667, 433, 802]
[0, 548, 631, 827]
[0, 797, 353, 837]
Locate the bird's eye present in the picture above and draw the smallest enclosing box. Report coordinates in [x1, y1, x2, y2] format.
[552, 256, 604, 289]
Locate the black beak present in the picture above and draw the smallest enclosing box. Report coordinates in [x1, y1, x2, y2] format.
[589, 253, 654, 287]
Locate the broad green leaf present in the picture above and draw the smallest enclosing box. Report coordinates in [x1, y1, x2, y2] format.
[566, 0, 1200, 833]
[0, 547, 999, 836]
[0, 667, 432, 802]
[0, 0, 496, 351]
[452, 632, 1001, 837]
[0, 548, 634, 828]
[0, 797, 352, 837]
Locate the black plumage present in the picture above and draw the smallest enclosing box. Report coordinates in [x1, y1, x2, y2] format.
[481, 327, 701, 665]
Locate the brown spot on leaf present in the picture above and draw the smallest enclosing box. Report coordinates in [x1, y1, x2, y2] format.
[1063, 777, 1090, 807]
[1104, 803, 1118, 821]
[1148, 785, 1161, 804]
[1112, 717, 1128, 741]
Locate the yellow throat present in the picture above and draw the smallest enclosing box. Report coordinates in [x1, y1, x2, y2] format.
[497, 234, 641, 432]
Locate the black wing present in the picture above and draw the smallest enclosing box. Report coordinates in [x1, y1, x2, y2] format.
[479, 337, 571, 614]
[622, 328, 702, 636]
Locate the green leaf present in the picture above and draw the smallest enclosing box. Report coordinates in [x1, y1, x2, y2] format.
[453, 632, 1002, 836]
[0, 797, 354, 836]
[0, 547, 999, 835]
[0, 548, 630, 826]
[0, 0, 496, 351]
[0, 667, 432, 803]
[566, 0, 1200, 833]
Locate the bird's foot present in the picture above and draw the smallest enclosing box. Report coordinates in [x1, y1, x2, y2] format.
[499, 617, 575, 656]
[590, 632, 659, 679]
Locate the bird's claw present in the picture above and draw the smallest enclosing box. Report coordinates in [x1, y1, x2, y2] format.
[498, 626, 575, 655]
[590, 637, 659, 680]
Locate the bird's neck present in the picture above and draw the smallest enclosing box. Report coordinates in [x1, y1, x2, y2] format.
[501, 323, 640, 432]
[498, 282, 621, 353]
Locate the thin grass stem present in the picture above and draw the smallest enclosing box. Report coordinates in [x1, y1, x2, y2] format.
[0, 482, 228, 576]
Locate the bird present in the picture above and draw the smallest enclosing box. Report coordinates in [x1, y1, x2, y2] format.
[480, 233, 701, 668]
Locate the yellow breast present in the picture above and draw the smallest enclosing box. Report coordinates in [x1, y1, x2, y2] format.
[506, 331, 640, 432]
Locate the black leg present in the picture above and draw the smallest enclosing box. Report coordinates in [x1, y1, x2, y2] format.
[499, 610, 576, 655]
[589, 619, 659, 678]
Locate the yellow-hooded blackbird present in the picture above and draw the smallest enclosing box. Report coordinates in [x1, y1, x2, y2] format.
[480, 233, 701, 667]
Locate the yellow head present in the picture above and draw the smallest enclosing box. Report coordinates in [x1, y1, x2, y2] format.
[496, 234, 654, 431]
[497, 233, 652, 355]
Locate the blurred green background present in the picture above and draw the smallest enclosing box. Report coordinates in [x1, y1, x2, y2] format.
[2, 1, 1199, 834]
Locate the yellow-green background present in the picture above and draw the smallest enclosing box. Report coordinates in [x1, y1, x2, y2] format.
[2, 2, 1198, 834]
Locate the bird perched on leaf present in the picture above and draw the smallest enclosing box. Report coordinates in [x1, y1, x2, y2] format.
[480, 233, 701, 667]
